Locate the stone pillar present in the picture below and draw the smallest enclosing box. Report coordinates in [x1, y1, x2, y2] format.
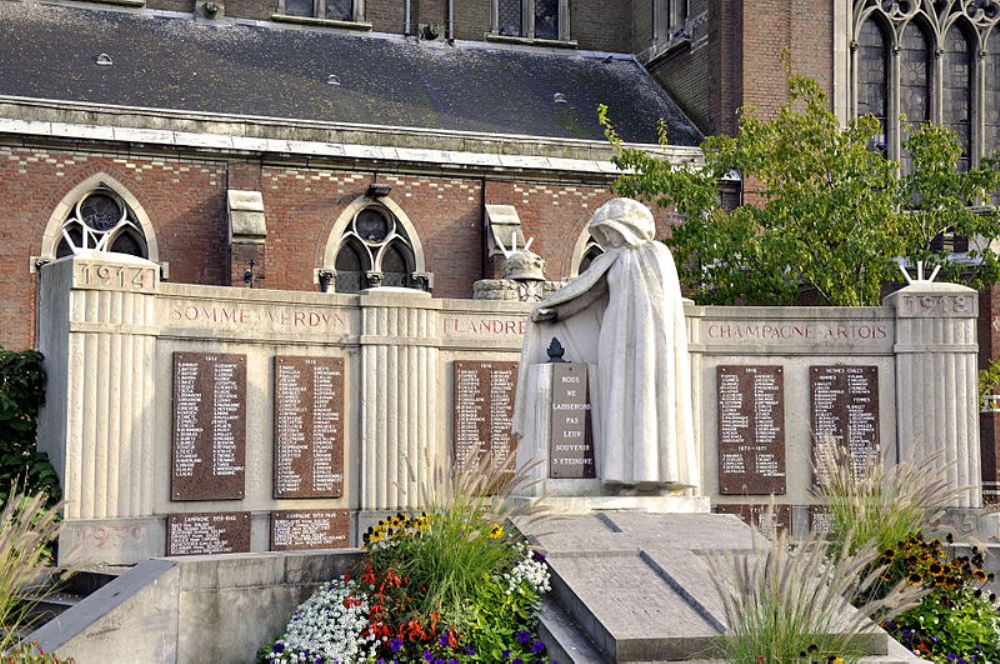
[885, 282, 981, 508]
[358, 288, 441, 514]
[36, 253, 160, 524]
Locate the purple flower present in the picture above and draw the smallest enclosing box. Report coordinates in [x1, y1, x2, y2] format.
[448, 660, 459, 664]
[531, 641, 546, 654]
[440, 634, 451, 647]
[533, 551, 547, 563]
[434, 659, 445, 664]
[516, 630, 531, 644]
[502, 649, 511, 659]
[390, 638, 404, 653]
[422, 653, 434, 663]
[465, 647, 475, 655]
[272, 642, 285, 654]
[513, 659, 524, 664]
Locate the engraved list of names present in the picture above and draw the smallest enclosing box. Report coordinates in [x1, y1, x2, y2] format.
[453, 361, 518, 475]
[810, 366, 879, 485]
[273, 356, 345, 499]
[171, 353, 246, 501]
[717, 365, 786, 495]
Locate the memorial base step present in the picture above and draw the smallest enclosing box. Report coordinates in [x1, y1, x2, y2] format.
[508, 494, 710, 516]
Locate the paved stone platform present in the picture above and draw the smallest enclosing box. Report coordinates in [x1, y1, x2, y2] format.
[516, 512, 921, 664]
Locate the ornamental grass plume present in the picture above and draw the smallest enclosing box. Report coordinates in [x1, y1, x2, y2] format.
[706, 520, 926, 663]
[0, 487, 65, 655]
[813, 443, 963, 559]
[385, 451, 547, 621]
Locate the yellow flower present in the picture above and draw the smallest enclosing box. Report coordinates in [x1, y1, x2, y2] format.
[489, 524, 504, 540]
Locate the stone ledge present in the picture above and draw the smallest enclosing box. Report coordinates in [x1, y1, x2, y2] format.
[270, 13, 372, 30]
[484, 33, 578, 49]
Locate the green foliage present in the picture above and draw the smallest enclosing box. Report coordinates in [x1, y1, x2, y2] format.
[600, 75, 1000, 306]
[4, 641, 75, 663]
[979, 357, 1000, 410]
[0, 348, 59, 505]
[872, 536, 1000, 662]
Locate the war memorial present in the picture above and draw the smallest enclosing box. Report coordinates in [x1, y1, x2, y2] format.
[4, 0, 1000, 662]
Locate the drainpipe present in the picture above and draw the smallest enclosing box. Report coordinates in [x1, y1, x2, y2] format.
[404, 0, 411, 36]
[447, 0, 454, 43]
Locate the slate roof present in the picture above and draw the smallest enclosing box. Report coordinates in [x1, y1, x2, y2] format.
[0, 3, 703, 146]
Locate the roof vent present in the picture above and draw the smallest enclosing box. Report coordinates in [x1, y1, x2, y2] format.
[96, 53, 113, 66]
[327, 74, 341, 86]
[553, 92, 568, 105]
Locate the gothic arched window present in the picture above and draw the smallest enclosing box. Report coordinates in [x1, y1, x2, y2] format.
[55, 189, 148, 259]
[857, 18, 889, 150]
[899, 20, 931, 171]
[944, 24, 974, 171]
[577, 236, 604, 274]
[332, 205, 417, 293]
[988, 36, 1000, 158]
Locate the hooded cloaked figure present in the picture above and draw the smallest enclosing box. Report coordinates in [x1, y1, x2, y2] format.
[512, 198, 698, 489]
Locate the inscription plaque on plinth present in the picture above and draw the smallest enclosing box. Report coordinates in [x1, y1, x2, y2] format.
[549, 363, 595, 479]
[452, 361, 518, 477]
[273, 356, 345, 499]
[270, 510, 350, 551]
[715, 504, 792, 539]
[717, 366, 786, 495]
[166, 512, 250, 556]
[810, 366, 879, 485]
[171, 353, 247, 501]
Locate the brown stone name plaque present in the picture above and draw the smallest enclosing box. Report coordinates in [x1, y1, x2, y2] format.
[715, 504, 792, 539]
[549, 363, 595, 479]
[166, 512, 250, 556]
[171, 352, 247, 501]
[273, 356, 345, 499]
[453, 361, 518, 476]
[810, 365, 879, 485]
[717, 365, 786, 495]
[270, 509, 350, 551]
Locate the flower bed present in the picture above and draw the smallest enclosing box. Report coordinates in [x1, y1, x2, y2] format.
[258, 509, 554, 664]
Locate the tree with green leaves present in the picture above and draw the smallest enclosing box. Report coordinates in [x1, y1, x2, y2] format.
[600, 75, 1000, 306]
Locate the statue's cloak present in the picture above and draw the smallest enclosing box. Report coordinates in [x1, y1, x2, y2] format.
[512, 208, 698, 487]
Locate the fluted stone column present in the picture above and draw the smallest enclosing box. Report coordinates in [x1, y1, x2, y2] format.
[358, 288, 440, 514]
[885, 282, 981, 508]
[37, 253, 160, 561]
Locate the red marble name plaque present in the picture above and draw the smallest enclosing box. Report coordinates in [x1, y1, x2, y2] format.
[166, 512, 251, 556]
[270, 510, 351, 551]
[452, 361, 519, 477]
[171, 352, 247, 501]
[273, 356, 345, 499]
[717, 365, 786, 495]
[715, 504, 792, 539]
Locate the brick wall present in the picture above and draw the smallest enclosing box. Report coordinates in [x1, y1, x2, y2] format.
[572, 0, 630, 53]
[0, 146, 228, 350]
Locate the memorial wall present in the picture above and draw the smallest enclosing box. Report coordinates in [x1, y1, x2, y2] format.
[36, 254, 981, 564]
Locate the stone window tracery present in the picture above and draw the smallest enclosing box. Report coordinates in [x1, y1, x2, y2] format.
[332, 205, 418, 293]
[577, 235, 604, 275]
[851, 0, 1000, 166]
[56, 189, 148, 259]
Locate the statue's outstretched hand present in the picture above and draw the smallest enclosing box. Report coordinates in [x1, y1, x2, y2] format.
[531, 307, 556, 322]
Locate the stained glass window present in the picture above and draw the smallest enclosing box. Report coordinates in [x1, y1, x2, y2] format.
[325, 0, 352, 20]
[943, 26, 972, 171]
[284, 0, 314, 17]
[857, 19, 888, 152]
[56, 189, 148, 259]
[498, 0, 523, 36]
[333, 206, 417, 293]
[899, 21, 931, 171]
[988, 39, 1000, 158]
[534, 0, 558, 40]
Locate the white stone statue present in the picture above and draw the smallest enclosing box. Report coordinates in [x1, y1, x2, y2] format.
[512, 198, 699, 489]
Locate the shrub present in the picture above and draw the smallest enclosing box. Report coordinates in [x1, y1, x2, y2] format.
[706, 525, 924, 663]
[0, 490, 64, 655]
[0, 347, 59, 504]
[813, 445, 959, 559]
